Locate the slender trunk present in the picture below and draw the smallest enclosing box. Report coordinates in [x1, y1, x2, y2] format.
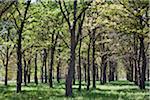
[65, 28, 76, 96]
[23, 56, 27, 86]
[96, 65, 99, 81]
[16, 31, 22, 92]
[27, 59, 31, 83]
[41, 65, 44, 83]
[100, 65, 103, 84]
[83, 62, 86, 83]
[41, 51, 44, 83]
[103, 61, 107, 84]
[5, 29, 10, 86]
[147, 69, 149, 81]
[109, 61, 115, 82]
[57, 43, 61, 83]
[101, 55, 107, 84]
[92, 31, 96, 88]
[5, 46, 9, 86]
[133, 33, 138, 85]
[16, 1, 30, 93]
[34, 52, 38, 85]
[87, 38, 91, 90]
[115, 64, 118, 81]
[57, 60, 61, 83]
[78, 37, 82, 91]
[131, 60, 134, 81]
[73, 67, 76, 85]
[127, 57, 133, 82]
[49, 34, 54, 87]
[49, 33, 59, 87]
[139, 36, 146, 89]
[44, 49, 47, 83]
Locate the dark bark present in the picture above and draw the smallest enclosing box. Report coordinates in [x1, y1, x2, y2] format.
[133, 33, 138, 85]
[58, 0, 89, 96]
[138, 36, 146, 89]
[34, 52, 38, 85]
[92, 31, 96, 88]
[16, 1, 31, 93]
[96, 64, 99, 81]
[101, 55, 107, 85]
[57, 43, 61, 83]
[16, 17, 22, 93]
[57, 60, 61, 83]
[5, 48, 9, 86]
[65, 27, 76, 96]
[73, 69, 76, 85]
[87, 38, 91, 90]
[83, 62, 86, 83]
[27, 59, 31, 83]
[43, 49, 47, 83]
[109, 61, 115, 82]
[115, 64, 118, 81]
[23, 56, 27, 86]
[127, 57, 134, 82]
[147, 68, 149, 81]
[41, 65, 44, 83]
[49, 34, 54, 87]
[130, 59, 134, 81]
[100, 65, 103, 84]
[49, 33, 58, 87]
[78, 36, 82, 91]
[4, 29, 10, 86]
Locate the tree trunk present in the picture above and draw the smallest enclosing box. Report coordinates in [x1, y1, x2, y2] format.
[27, 59, 31, 83]
[100, 65, 103, 84]
[109, 61, 115, 82]
[16, 1, 30, 93]
[49, 34, 54, 87]
[101, 55, 107, 84]
[138, 36, 146, 89]
[78, 37, 82, 91]
[65, 28, 76, 96]
[57, 60, 61, 83]
[87, 38, 91, 90]
[41, 65, 44, 83]
[49, 33, 58, 87]
[96, 64, 99, 81]
[34, 52, 38, 85]
[127, 57, 134, 82]
[16, 31, 22, 92]
[23, 56, 27, 86]
[44, 49, 47, 83]
[133, 33, 138, 85]
[57, 43, 61, 83]
[115, 65, 118, 81]
[92, 31, 96, 88]
[5, 29, 10, 86]
[147, 68, 149, 81]
[5, 46, 9, 86]
[83, 62, 86, 83]
[131, 59, 134, 81]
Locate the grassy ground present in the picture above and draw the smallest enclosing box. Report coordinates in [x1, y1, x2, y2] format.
[0, 80, 149, 100]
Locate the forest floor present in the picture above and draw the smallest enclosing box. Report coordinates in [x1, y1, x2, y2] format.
[0, 80, 149, 100]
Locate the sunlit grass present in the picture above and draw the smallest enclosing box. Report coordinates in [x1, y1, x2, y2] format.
[0, 80, 149, 100]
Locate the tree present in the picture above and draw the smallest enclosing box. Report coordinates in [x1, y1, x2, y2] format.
[14, 0, 31, 93]
[57, 0, 92, 96]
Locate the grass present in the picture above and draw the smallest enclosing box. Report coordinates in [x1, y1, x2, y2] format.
[0, 80, 149, 100]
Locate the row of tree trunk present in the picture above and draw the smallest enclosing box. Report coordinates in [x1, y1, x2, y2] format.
[125, 33, 149, 89]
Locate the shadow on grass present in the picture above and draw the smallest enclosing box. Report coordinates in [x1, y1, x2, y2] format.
[107, 80, 135, 86]
[0, 80, 149, 100]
